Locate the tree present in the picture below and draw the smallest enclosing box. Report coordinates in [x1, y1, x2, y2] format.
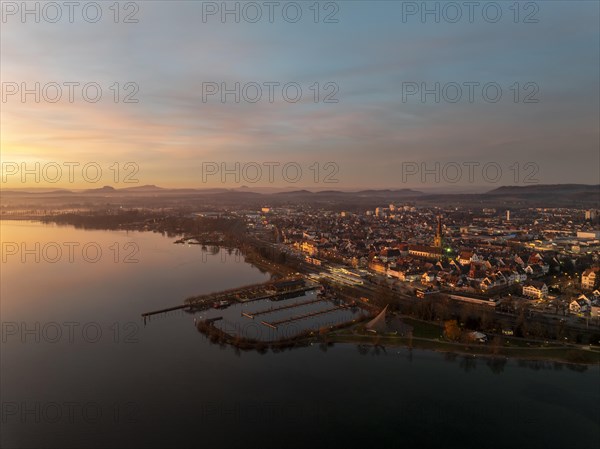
[480, 311, 493, 331]
[444, 320, 462, 341]
[528, 321, 545, 339]
[555, 321, 566, 341]
[416, 299, 435, 321]
[589, 333, 600, 345]
[434, 299, 451, 321]
[515, 304, 530, 337]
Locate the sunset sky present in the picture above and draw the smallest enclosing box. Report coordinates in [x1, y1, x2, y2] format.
[1, 1, 599, 190]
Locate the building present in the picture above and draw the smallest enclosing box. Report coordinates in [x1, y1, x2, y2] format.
[581, 267, 600, 290]
[458, 251, 474, 265]
[375, 207, 386, 218]
[421, 272, 436, 285]
[368, 258, 387, 274]
[305, 256, 322, 266]
[408, 244, 443, 260]
[299, 241, 319, 256]
[522, 281, 548, 299]
[379, 248, 401, 263]
[577, 231, 600, 239]
[569, 298, 591, 315]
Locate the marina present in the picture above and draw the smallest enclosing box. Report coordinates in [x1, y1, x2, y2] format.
[196, 288, 368, 343]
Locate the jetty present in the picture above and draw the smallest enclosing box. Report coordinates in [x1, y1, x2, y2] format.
[242, 298, 325, 319]
[142, 304, 191, 317]
[262, 304, 349, 329]
[141, 277, 317, 318]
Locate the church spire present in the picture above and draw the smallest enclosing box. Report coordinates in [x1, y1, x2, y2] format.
[434, 215, 443, 248]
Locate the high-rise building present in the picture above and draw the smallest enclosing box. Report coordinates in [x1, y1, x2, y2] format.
[506, 210, 510, 221]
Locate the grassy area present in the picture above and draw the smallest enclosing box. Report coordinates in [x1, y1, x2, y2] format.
[501, 337, 562, 348]
[500, 346, 600, 364]
[402, 317, 444, 339]
[329, 331, 600, 365]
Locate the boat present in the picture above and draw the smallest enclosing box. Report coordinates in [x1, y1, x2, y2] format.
[213, 300, 231, 309]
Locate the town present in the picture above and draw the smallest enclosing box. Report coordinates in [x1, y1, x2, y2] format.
[240, 203, 600, 345]
[10, 190, 598, 362]
[252, 204, 600, 316]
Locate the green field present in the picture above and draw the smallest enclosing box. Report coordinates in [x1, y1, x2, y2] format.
[402, 317, 444, 339]
[329, 329, 600, 365]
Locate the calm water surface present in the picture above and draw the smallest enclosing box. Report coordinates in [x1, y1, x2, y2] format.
[1, 221, 598, 449]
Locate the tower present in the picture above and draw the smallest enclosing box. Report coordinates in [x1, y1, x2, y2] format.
[506, 210, 510, 221]
[433, 215, 443, 248]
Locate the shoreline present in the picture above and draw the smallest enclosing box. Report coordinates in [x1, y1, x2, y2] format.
[7, 218, 600, 365]
[327, 332, 600, 366]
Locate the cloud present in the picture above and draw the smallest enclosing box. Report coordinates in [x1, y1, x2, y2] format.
[1, 1, 598, 188]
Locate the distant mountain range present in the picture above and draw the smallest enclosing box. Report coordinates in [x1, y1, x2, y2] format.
[2, 184, 598, 208]
[486, 184, 600, 195]
[1, 185, 425, 196]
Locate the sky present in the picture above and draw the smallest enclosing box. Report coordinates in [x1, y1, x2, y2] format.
[1, 0, 599, 191]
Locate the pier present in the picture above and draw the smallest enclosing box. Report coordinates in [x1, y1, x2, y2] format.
[242, 298, 325, 319]
[184, 278, 312, 306]
[142, 304, 191, 317]
[236, 286, 318, 303]
[141, 277, 317, 318]
[262, 304, 348, 329]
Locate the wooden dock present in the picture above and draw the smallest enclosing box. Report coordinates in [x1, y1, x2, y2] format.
[184, 278, 315, 305]
[262, 305, 348, 329]
[242, 298, 325, 319]
[141, 304, 190, 317]
[237, 286, 318, 303]
[261, 321, 278, 329]
[142, 278, 318, 319]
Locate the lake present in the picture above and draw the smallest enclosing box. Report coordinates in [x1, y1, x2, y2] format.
[1, 221, 598, 449]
